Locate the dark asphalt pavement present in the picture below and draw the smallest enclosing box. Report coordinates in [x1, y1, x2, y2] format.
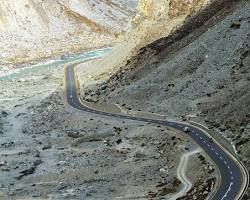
[65, 65, 247, 200]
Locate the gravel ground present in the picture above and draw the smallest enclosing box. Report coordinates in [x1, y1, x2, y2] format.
[0, 64, 216, 199]
[77, 0, 250, 198]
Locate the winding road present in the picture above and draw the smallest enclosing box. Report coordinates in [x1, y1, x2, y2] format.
[65, 65, 248, 200]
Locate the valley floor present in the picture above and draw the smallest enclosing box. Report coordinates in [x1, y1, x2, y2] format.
[0, 61, 216, 199]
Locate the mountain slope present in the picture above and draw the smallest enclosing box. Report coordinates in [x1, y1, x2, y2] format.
[0, 0, 138, 65]
[79, 2, 250, 198]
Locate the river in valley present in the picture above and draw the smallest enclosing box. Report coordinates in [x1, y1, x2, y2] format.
[0, 47, 112, 81]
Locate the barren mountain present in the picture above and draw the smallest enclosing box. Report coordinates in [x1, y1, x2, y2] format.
[0, 0, 138, 65]
[80, 1, 250, 195]
[0, 0, 249, 199]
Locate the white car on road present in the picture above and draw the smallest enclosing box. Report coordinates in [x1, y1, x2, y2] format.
[183, 127, 190, 133]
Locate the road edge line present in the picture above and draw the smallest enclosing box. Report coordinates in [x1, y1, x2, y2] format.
[189, 121, 249, 200]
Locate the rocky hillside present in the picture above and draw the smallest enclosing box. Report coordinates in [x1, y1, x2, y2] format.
[0, 0, 219, 67]
[1, 1, 249, 199]
[79, 2, 250, 198]
[78, 0, 216, 82]
[0, 0, 138, 65]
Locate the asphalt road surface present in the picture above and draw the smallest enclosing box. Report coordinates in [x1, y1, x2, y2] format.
[65, 65, 248, 200]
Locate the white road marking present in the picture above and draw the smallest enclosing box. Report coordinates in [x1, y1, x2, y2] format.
[220, 182, 234, 200]
[66, 66, 242, 200]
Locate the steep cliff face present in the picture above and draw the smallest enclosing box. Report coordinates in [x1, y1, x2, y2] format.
[0, 0, 49, 32]
[59, 0, 137, 33]
[0, 0, 219, 66]
[86, 0, 213, 77]
[136, 0, 210, 20]
[138, 0, 153, 17]
[0, 0, 138, 65]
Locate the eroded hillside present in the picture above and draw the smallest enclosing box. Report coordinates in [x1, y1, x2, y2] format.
[1, 0, 249, 199]
[79, 3, 250, 197]
[0, 0, 138, 65]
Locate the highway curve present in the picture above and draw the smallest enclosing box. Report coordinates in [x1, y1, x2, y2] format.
[65, 65, 248, 200]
